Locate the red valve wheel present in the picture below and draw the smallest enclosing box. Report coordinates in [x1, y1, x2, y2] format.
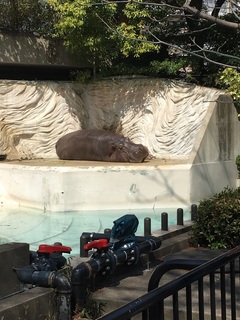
[38, 244, 72, 254]
[84, 239, 109, 251]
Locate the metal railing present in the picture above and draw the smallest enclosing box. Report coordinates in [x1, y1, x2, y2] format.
[98, 246, 240, 320]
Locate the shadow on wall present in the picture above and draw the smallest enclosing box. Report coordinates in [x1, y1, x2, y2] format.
[0, 78, 236, 162]
[0, 31, 80, 66]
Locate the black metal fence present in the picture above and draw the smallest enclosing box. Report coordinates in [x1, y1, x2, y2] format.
[98, 246, 240, 320]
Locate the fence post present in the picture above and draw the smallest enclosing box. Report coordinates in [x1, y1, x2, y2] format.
[80, 234, 89, 257]
[191, 204, 198, 221]
[104, 228, 111, 234]
[144, 217, 151, 236]
[161, 212, 168, 231]
[177, 208, 184, 225]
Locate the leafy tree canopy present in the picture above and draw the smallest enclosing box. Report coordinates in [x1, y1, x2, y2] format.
[46, 0, 240, 112]
[0, 0, 54, 35]
[0, 0, 239, 109]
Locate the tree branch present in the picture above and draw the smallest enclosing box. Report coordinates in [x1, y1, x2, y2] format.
[183, 3, 240, 29]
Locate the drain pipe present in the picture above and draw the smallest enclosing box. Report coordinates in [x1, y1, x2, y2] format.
[14, 266, 71, 320]
[13, 243, 72, 320]
[72, 236, 161, 311]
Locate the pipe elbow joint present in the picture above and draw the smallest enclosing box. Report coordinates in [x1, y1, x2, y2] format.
[52, 272, 71, 294]
[71, 262, 91, 285]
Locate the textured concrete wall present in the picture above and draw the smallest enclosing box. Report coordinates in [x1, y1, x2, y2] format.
[0, 78, 235, 161]
[0, 78, 239, 210]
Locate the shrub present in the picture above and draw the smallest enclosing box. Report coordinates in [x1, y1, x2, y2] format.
[189, 187, 240, 249]
[236, 155, 240, 178]
[217, 68, 240, 118]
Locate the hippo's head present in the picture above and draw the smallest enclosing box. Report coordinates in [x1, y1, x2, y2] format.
[111, 138, 149, 163]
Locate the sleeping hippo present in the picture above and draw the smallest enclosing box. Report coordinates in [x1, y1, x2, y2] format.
[55, 129, 150, 163]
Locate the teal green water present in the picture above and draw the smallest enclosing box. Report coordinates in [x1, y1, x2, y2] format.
[0, 206, 190, 256]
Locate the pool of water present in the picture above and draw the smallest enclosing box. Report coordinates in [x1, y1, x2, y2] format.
[0, 206, 191, 256]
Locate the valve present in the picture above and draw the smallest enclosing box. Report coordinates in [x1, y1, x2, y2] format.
[31, 242, 72, 271]
[38, 244, 72, 254]
[84, 239, 109, 251]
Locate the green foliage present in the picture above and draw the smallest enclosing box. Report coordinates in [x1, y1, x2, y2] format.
[78, 290, 105, 319]
[1, 0, 238, 85]
[115, 0, 160, 57]
[189, 188, 240, 249]
[149, 59, 188, 77]
[217, 68, 240, 117]
[45, 0, 240, 82]
[0, 0, 54, 35]
[236, 155, 240, 177]
[47, 0, 162, 69]
[71, 69, 92, 83]
[48, 0, 118, 68]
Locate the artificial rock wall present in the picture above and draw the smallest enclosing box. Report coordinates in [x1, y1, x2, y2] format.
[0, 78, 233, 162]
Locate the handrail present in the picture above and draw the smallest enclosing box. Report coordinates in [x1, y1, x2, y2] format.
[97, 246, 240, 320]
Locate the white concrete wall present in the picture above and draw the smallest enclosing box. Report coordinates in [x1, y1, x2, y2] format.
[0, 161, 192, 211]
[0, 78, 239, 211]
[189, 92, 240, 201]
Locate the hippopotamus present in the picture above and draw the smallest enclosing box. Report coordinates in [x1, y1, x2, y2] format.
[55, 129, 149, 163]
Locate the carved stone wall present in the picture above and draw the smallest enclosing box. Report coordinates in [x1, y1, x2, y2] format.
[0, 78, 234, 161]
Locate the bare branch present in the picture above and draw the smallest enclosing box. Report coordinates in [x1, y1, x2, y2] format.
[147, 30, 239, 69]
[189, 37, 240, 62]
[184, 3, 240, 29]
[96, 10, 239, 69]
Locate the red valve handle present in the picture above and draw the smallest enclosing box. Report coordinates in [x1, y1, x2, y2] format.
[84, 239, 109, 251]
[38, 244, 72, 254]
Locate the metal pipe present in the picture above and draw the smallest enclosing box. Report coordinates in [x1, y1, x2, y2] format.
[80, 232, 153, 257]
[14, 266, 71, 320]
[73, 236, 161, 311]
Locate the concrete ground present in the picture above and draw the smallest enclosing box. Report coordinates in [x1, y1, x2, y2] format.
[71, 233, 239, 319]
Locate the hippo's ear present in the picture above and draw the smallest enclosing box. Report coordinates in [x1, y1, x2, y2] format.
[117, 143, 124, 150]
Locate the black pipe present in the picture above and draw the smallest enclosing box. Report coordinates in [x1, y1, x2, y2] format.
[73, 236, 161, 311]
[71, 260, 105, 310]
[81, 232, 150, 242]
[14, 266, 71, 320]
[80, 232, 153, 257]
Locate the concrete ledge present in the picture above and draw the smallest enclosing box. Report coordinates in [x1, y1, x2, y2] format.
[152, 221, 193, 240]
[0, 242, 29, 298]
[0, 287, 57, 320]
[0, 159, 193, 211]
[153, 232, 191, 259]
